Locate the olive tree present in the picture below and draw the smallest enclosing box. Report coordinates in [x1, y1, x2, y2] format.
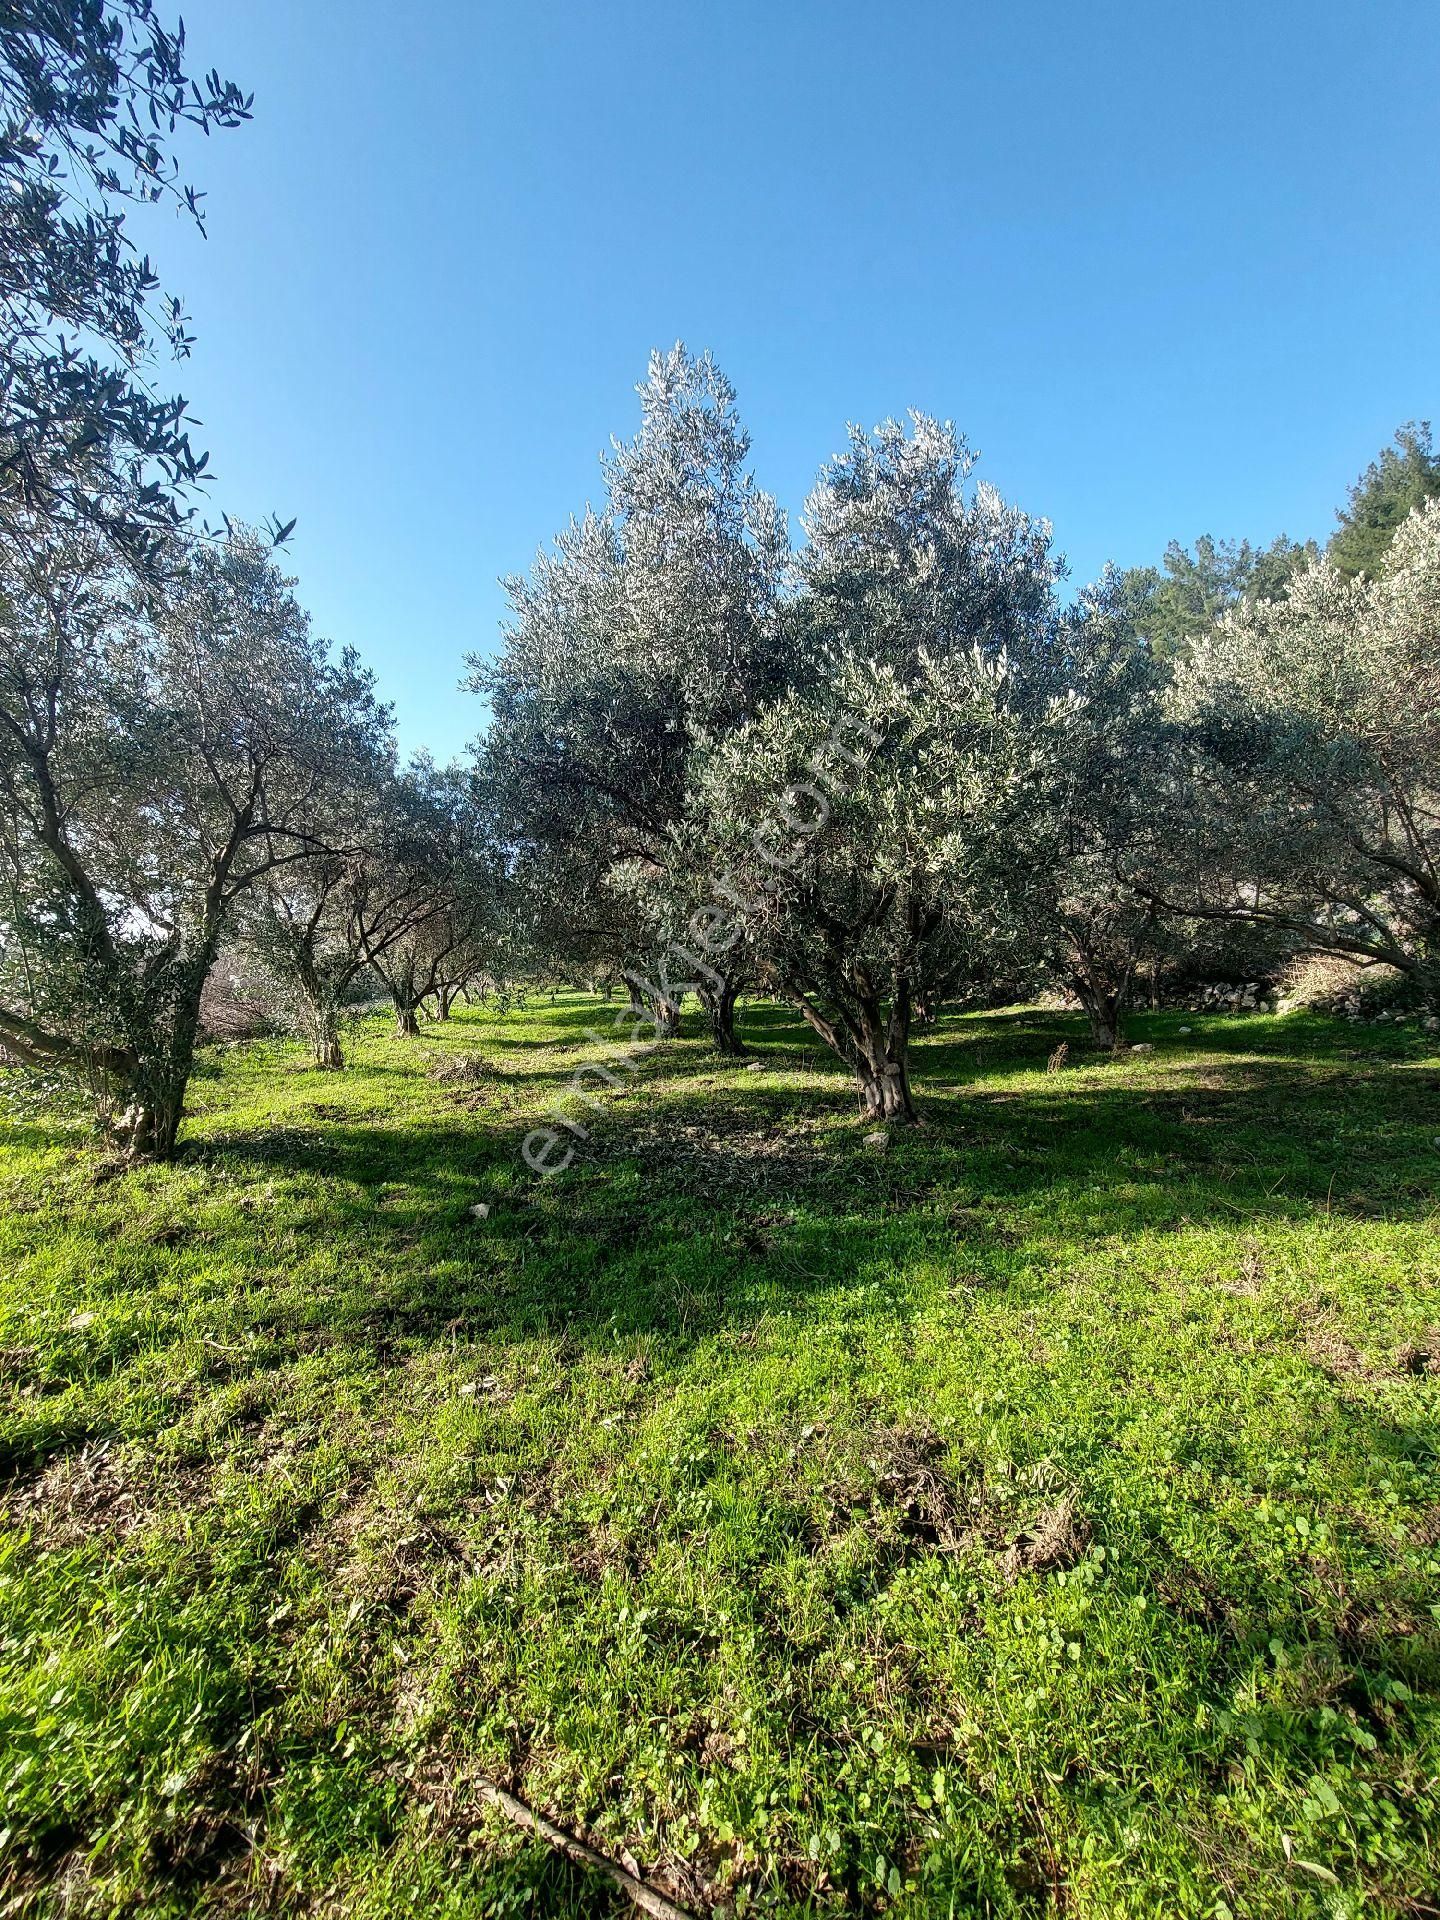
[472, 345, 791, 1054]
[1036, 570, 1171, 1049]
[246, 856, 363, 1068]
[0, 1, 256, 558]
[1152, 502, 1440, 1010]
[0, 522, 388, 1153]
[693, 416, 1071, 1121]
[340, 759, 506, 1039]
[605, 833, 765, 1053]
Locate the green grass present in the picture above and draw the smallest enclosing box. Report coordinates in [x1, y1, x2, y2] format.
[1, 995, 1439, 1918]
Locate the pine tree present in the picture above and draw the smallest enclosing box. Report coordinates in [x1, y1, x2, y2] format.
[1329, 422, 1440, 579]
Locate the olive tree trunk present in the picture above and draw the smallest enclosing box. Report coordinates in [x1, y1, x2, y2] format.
[94, 947, 217, 1160]
[853, 1003, 916, 1122]
[313, 1023, 345, 1070]
[1073, 979, 1126, 1050]
[698, 981, 746, 1056]
[623, 973, 681, 1039]
[786, 975, 919, 1125]
[300, 988, 345, 1070]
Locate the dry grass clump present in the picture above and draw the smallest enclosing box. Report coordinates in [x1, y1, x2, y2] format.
[1279, 953, 1409, 1018]
[427, 1052, 494, 1085]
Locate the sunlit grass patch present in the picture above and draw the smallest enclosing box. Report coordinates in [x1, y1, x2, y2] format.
[1, 995, 1437, 1915]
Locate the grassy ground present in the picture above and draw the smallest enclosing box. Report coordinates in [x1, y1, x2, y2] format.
[1, 995, 1438, 1919]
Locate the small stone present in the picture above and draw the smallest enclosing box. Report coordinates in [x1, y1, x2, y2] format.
[863, 1130, 889, 1150]
[69, 1310, 96, 1330]
[745, 1060, 762, 1072]
[1178, 1025, 1191, 1034]
[1130, 1043, 1154, 1054]
[469, 1202, 490, 1220]
[458, 1382, 477, 1396]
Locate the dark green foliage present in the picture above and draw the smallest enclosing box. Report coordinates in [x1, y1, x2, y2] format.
[1329, 421, 1440, 579]
[1120, 532, 1317, 663]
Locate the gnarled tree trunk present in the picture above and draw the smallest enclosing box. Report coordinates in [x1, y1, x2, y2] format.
[652, 995, 681, 1038]
[301, 990, 345, 1070]
[1072, 978, 1125, 1050]
[853, 998, 916, 1123]
[785, 972, 919, 1125]
[623, 973, 681, 1039]
[313, 1026, 345, 1069]
[698, 980, 746, 1056]
[96, 947, 216, 1160]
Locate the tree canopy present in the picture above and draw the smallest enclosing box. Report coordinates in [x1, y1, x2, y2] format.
[1328, 420, 1440, 580]
[0, 0, 254, 560]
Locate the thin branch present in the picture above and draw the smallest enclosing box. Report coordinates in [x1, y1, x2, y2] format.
[473, 1778, 695, 1920]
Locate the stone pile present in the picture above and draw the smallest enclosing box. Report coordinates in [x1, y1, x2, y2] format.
[1188, 981, 1271, 1012]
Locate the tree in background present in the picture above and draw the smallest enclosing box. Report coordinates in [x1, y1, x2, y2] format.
[1120, 533, 1316, 665]
[1329, 422, 1440, 580]
[1153, 503, 1440, 1011]
[353, 760, 503, 1039]
[472, 346, 791, 1054]
[246, 849, 381, 1069]
[0, 0, 255, 560]
[0, 524, 389, 1152]
[1038, 569, 1170, 1049]
[605, 829, 762, 1054]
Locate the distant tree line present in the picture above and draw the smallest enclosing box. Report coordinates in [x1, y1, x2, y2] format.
[1, 3, 1437, 1156]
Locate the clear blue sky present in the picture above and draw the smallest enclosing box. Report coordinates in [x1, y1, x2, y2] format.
[150, 0, 1440, 760]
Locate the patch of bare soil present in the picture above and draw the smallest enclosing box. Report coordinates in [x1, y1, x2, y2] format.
[1394, 1332, 1440, 1377]
[0, 1439, 210, 1550]
[1305, 1324, 1440, 1385]
[821, 1424, 1091, 1580]
[312, 1451, 565, 1625]
[1000, 1490, 1091, 1579]
[139, 1747, 265, 1898]
[1305, 1329, 1382, 1381]
[862, 1426, 970, 1552]
[606, 1106, 831, 1193]
[1305, 1554, 1440, 1679]
[1153, 1553, 1241, 1631]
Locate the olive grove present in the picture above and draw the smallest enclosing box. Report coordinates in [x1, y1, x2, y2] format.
[2, 0, 1438, 1156]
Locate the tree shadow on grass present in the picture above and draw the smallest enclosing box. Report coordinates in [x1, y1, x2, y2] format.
[6, 1009, 1440, 1920]
[178, 1012, 1439, 1377]
[10, 996, 1429, 1438]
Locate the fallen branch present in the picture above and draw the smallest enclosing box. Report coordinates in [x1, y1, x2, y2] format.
[475, 1777, 697, 1920]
